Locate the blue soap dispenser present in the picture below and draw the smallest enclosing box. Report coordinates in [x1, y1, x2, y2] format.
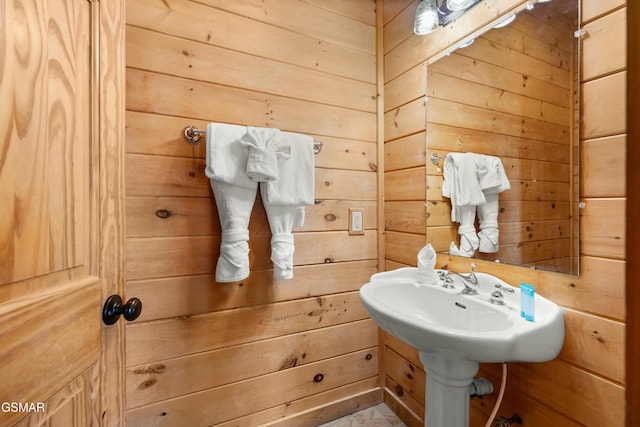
[520, 283, 535, 322]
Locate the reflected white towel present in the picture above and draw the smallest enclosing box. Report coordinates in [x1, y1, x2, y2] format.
[262, 132, 315, 206]
[205, 123, 255, 190]
[442, 153, 486, 222]
[449, 206, 478, 258]
[477, 155, 508, 253]
[478, 192, 500, 253]
[478, 155, 511, 194]
[241, 126, 289, 182]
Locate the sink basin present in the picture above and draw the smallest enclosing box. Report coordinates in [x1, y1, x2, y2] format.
[359, 267, 564, 363]
[359, 267, 564, 427]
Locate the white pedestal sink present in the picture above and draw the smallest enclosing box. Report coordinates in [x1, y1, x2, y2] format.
[359, 267, 565, 427]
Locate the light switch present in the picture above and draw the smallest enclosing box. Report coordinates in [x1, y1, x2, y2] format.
[349, 208, 364, 235]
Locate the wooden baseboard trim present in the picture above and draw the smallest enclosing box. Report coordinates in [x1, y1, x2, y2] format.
[383, 387, 423, 427]
[262, 387, 384, 427]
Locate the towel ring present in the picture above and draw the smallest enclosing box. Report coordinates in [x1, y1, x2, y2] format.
[182, 125, 323, 154]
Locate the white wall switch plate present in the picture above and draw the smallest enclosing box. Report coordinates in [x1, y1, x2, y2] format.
[349, 208, 364, 235]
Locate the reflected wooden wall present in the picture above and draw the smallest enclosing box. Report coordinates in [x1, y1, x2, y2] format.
[426, 9, 574, 271]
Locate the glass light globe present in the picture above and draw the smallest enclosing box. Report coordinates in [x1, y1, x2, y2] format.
[414, 0, 439, 35]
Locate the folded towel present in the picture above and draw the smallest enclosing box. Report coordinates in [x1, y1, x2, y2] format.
[448, 205, 479, 257]
[262, 132, 315, 206]
[271, 233, 295, 279]
[417, 243, 438, 285]
[261, 185, 305, 279]
[205, 123, 255, 190]
[477, 192, 500, 253]
[442, 153, 510, 256]
[210, 179, 257, 282]
[241, 126, 290, 183]
[477, 155, 510, 194]
[477, 155, 508, 253]
[449, 237, 477, 257]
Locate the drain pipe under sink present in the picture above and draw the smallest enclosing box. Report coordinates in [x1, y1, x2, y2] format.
[469, 377, 494, 398]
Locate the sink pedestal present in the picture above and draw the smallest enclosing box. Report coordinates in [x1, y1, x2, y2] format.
[419, 352, 480, 427]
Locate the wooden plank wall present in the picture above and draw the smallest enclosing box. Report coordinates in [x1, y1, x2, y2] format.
[425, 11, 575, 272]
[123, 0, 381, 425]
[382, 0, 626, 426]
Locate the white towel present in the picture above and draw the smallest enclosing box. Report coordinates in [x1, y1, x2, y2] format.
[443, 153, 510, 257]
[205, 122, 261, 282]
[210, 180, 257, 282]
[205, 123, 255, 190]
[262, 132, 315, 206]
[477, 155, 509, 253]
[417, 243, 438, 285]
[477, 155, 511, 194]
[448, 206, 479, 258]
[442, 153, 486, 222]
[241, 126, 290, 183]
[261, 183, 306, 279]
[477, 192, 500, 253]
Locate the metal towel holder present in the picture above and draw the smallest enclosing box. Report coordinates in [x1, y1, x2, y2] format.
[182, 125, 323, 154]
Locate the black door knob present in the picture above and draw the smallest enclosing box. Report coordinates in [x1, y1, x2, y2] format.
[102, 295, 142, 325]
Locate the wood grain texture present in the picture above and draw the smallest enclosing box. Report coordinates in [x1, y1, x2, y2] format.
[125, 348, 379, 426]
[221, 380, 380, 427]
[126, 320, 378, 408]
[126, 0, 375, 83]
[0, 0, 117, 425]
[627, 1, 640, 424]
[0, 280, 101, 426]
[0, 0, 90, 285]
[124, 1, 380, 424]
[14, 365, 98, 427]
[383, 1, 627, 426]
[127, 260, 377, 321]
[424, 8, 576, 271]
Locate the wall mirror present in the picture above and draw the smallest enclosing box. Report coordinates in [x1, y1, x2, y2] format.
[425, 0, 581, 275]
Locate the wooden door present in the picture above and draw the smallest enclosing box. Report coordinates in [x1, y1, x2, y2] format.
[0, 0, 126, 426]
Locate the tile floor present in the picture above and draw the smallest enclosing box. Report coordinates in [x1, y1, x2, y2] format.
[317, 403, 407, 427]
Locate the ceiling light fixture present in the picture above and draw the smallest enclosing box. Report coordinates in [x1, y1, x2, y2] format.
[414, 0, 439, 35]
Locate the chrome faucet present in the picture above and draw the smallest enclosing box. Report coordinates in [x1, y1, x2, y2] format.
[447, 263, 479, 295]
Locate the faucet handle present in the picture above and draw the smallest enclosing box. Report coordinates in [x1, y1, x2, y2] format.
[470, 263, 476, 272]
[438, 271, 456, 289]
[490, 283, 514, 305]
[494, 283, 514, 293]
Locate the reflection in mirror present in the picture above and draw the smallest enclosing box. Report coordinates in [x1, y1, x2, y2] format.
[426, 0, 580, 275]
